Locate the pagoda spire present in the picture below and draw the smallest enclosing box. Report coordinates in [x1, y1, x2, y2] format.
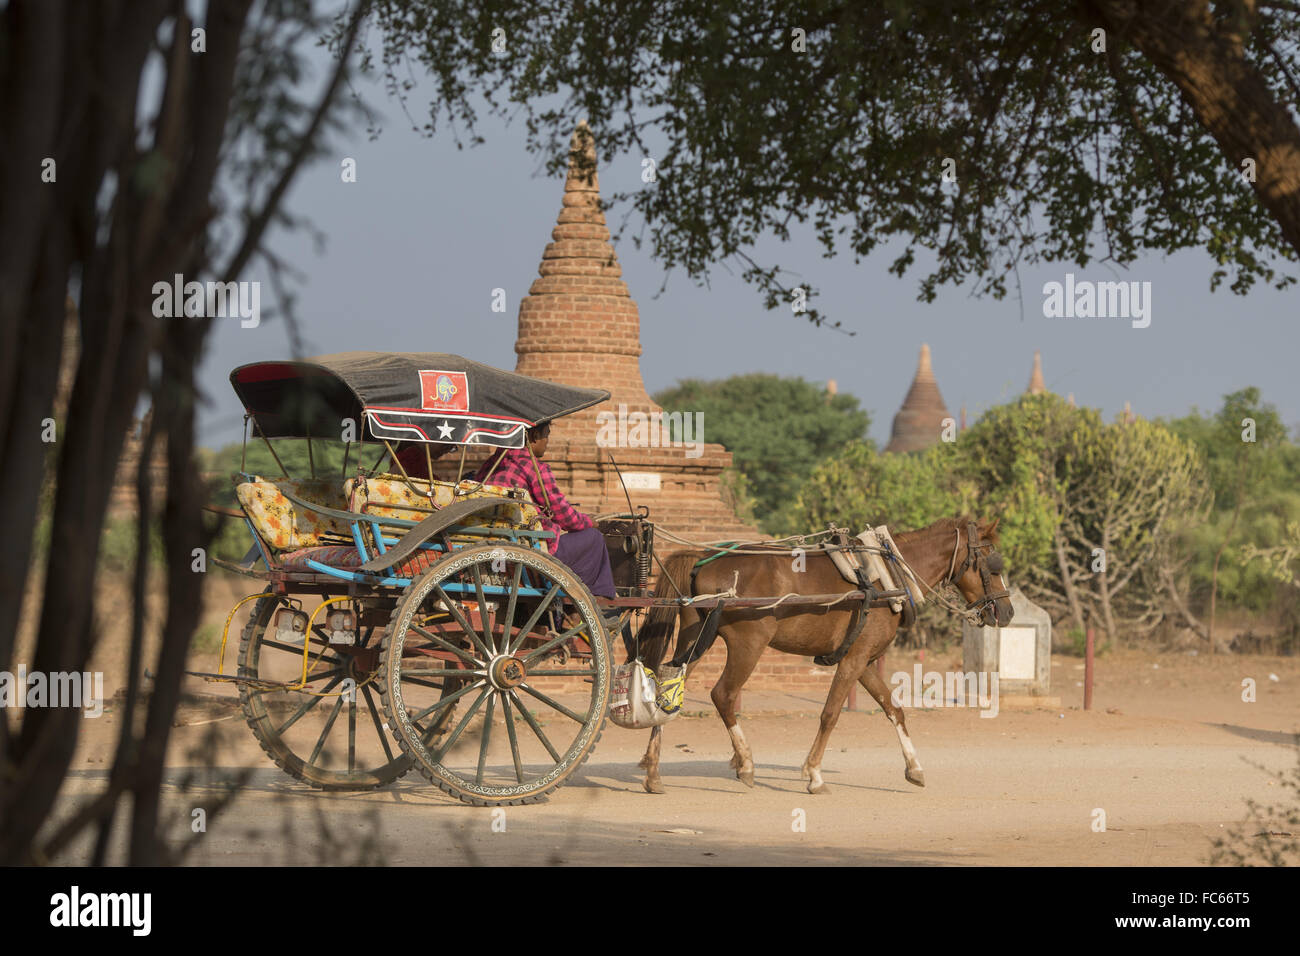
[514, 121, 657, 443]
[1027, 350, 1047, 395]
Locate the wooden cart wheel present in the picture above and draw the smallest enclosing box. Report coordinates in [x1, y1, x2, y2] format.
[237, 591, 435, 790]
[378, 543, 611, 806]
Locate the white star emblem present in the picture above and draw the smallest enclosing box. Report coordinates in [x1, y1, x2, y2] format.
[437, 420, 454, 439]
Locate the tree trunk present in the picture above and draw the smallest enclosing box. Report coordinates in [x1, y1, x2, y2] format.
[1054, 527, 1087, 637]
[1098, 520, 1118, 647]
[1161, 567, 1209, 640]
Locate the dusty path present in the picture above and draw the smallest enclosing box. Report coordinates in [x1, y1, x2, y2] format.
[45, 649, 1299, 865]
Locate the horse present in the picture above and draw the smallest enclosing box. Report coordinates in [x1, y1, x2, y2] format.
[632, 515, 1012, 794]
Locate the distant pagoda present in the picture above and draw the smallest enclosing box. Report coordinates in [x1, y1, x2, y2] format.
[1027, 350, 1047, 395]
[884, 344, 952, 453]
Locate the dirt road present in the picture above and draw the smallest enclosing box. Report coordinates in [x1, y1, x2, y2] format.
[44, 648, 1298, 866]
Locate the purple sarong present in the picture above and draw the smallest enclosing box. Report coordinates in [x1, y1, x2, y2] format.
[554, 526, 616, 599]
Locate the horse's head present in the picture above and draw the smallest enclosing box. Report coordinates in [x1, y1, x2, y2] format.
[949, 518, 1013, 628]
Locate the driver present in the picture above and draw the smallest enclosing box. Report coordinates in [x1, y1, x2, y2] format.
[472, 422, 617, 600]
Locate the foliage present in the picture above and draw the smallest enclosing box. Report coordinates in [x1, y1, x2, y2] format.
[790, 440, 973, 536]
[1164, 388, 1300, 615]
[953, 393, 1104, 601]
[654, 374, 869, 532]
[794, 392, 1217, 640]
[368, 0, 1300, 328]
[203, 438, 354, 496]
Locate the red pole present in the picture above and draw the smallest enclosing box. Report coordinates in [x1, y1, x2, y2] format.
[1084, 627, 1095, 711]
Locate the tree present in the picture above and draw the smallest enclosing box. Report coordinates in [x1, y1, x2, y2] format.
[1065, 418, 1208, 643]
[653, 374, 870, 532]
[1166, 388, 1296, 646]
[0, 0, 371, 865]
[956, 394, 1104, 632]
[371, 0, 1299, 327]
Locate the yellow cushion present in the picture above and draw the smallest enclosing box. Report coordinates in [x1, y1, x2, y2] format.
[235, 478, 353, 551]
[344, 473, 541, 529]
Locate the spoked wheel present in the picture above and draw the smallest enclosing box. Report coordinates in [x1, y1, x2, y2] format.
[379, 543, 612, 806]
[237, 591, 425, 790]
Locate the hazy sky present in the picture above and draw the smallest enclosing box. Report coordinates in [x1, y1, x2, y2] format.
[197, 52, 1299, 452]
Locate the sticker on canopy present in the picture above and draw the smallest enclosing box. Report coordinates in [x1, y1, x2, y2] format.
[419, 370, 469, 413]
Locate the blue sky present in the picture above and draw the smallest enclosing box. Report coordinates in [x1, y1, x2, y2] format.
[197, 59, 1299, 452]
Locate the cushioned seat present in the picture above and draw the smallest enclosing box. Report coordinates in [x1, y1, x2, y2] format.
[344, 473, 541, 528]
[235, 471, 542, 577]
[236, 478, 354, 551]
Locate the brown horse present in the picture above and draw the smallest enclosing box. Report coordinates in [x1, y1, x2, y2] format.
[633, 516, 1012, 794]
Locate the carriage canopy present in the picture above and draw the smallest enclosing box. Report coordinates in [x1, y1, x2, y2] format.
[230, 351, 609, 449]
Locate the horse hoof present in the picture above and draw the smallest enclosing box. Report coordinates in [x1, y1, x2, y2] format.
[906, 768, 926, 788]
[809, 782, 830, 795]
[738, 770, 755, 788]
[644, 778, 665, 794]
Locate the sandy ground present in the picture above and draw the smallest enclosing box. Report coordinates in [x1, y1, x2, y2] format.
[43, 635, 1300, 866]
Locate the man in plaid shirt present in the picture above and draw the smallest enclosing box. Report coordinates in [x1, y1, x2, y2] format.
[473, 422, 616, 599]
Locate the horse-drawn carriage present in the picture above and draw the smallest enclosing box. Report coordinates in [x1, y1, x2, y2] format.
[206, 351, 1012, 805]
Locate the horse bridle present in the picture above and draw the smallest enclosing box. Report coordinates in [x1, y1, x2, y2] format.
[946, 521, 1010, 618]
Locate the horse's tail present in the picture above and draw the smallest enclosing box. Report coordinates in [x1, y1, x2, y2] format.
[635, 550, 705, 669]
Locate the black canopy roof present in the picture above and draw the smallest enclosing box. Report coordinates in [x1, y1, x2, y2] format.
[230, 352, 609, 448]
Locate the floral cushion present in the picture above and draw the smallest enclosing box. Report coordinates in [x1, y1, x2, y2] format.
[235, 478, 354, 551]
[344, 473, 541, 529]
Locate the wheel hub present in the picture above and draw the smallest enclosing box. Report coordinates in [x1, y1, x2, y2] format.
[488, 655, 527, 690]
[341, 645, 379, 678]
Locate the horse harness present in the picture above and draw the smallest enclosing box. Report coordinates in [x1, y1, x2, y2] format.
[948, 520, 1010, 617]
[667, 523, 1008, 671]
[671, 536, 900, 670]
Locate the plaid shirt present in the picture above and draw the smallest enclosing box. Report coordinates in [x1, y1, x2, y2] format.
[474, 447, 592, 552]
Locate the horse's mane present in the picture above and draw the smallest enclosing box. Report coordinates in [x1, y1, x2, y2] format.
[898, 514, 999, 545]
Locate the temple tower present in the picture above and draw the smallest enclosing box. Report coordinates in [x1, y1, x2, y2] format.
[884, 344, 952, 453]
[506, 122, 758, 542]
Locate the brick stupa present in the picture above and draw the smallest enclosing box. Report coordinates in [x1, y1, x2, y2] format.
[884, 344, 952, 453]
[509, 122, 758, 543]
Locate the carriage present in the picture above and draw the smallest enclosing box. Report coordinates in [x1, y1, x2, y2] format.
[204, 351, 975, 805]
[203, 352, 645, 805]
